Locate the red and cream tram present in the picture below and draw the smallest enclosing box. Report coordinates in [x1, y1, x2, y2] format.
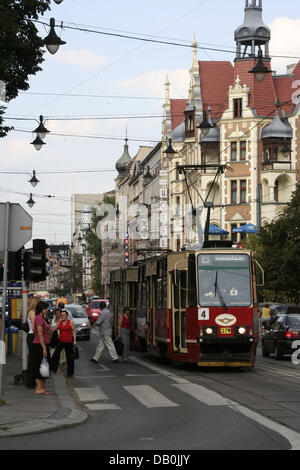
[110, 248, 262, 367]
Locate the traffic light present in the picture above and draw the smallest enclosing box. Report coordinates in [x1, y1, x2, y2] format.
[24, 239, 49, 282]
[124, 238, 129, 269]
[0, 250, 22, 282]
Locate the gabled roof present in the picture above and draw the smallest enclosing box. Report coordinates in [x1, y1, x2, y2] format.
[198, 61, 234, 119]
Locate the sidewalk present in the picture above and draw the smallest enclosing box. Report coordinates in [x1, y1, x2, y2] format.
[0, 351, 88, 438]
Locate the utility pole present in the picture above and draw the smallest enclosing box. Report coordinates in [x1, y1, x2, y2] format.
[0, 202, 10, 401]
[21, 249, 28, 383]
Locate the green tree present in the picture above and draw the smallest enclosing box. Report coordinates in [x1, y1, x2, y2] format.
[84, 194, 115, 296]
[254, 185, 300, 303]
[0, 0, 51, 137]
[71, 253, 83, 294]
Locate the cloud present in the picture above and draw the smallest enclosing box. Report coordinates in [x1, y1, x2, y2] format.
[116, 68, 190, 99]
[51, 49, 114, 68]
[269, 17, 300, 74]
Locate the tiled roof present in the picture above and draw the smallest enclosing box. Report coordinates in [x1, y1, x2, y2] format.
[233, 59, 277, 117]
[198, 61, 234, 119]
[273, 75, 294, 115]
[170, 99, 186, 130]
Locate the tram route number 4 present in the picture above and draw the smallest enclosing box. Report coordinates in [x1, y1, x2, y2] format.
[198, 308, 209, 321]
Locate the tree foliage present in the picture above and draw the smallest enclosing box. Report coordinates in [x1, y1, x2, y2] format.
[84, 195, 116, 297]
[0, 0, 51, 136]
[250, 185, 300, 303]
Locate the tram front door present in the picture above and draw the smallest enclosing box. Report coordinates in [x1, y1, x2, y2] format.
[171, 269, 188, 354]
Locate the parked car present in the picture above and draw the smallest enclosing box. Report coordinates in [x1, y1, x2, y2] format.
[262, 307, 300, 360]
[270, 304, 300, 318]
[64, 304, 91, 341]
[86, 299, 109, 324]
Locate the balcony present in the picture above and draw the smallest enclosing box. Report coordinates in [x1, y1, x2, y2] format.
[262, 159, 295, 171]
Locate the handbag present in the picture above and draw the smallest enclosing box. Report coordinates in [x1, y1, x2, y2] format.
[73, 344, 79, 360]
[114, 339, 124, 356]
[39, 358, 50, 378]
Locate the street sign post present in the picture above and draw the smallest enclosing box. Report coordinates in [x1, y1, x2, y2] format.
[0, 203, 33, 400]
[0, 203, 32, 252]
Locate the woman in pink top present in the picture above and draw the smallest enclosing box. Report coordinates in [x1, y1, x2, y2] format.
[32, 301, 52, 395]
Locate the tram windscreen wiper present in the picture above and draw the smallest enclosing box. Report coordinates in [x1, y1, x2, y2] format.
[214, 271, 227, 310]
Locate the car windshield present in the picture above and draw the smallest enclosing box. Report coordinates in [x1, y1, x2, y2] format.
[198, 253, 251, 307]
[66, 307, 86, 318]
[91, 302, 101, 309]
[285, 315, 300, 327]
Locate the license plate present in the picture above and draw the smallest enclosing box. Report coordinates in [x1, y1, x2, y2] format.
[220, 328, 232, 335]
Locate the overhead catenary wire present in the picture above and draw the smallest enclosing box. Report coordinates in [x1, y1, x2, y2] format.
[29, 17, 300, 60]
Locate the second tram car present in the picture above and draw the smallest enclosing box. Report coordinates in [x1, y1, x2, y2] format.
[110, 247, 261, 367]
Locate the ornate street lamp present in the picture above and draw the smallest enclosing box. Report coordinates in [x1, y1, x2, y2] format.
[249, 49, 272, 83]
[30, 135, 46, 151]
[53, 0, 64, 3]
[26, 194, 36, 208]
[29, 170, 40, 188]
[33, 115, 50, 140]
[43, 18, 66, 55]
[198, 110, 211, 136]
[143, 166, 152, 185]
[164, 138, 177, 157]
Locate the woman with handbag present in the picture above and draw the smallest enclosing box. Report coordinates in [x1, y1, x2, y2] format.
[32, 301, 52, 395]
[26, 297, 39, 389]
[52, 310, 77, 378]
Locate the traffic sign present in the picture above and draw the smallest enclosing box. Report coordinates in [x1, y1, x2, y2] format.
[0, 204, 32, 252]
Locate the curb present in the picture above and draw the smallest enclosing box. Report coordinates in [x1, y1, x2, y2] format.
[0, 371, 88, 438]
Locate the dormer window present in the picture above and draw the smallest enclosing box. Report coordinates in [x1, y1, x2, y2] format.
[234, 98, 243, 118]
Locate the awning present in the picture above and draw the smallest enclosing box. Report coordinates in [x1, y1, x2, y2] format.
[233, 224, 258, 234]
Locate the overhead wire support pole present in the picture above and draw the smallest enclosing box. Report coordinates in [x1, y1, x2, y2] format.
[0, 202, 10, 401]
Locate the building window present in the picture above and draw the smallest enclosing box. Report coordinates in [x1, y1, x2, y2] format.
[231, 224, 238, 243]
[240, 141, 247, 161]
[231, 142, 237, 161]
[234, 98, 243, 118]
[231, 181, 237, 203]
[274, 180, 279, 202]
[240, 180, 247, 204]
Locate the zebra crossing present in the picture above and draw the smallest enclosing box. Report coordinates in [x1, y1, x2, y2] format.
[74, 380, 233, 412]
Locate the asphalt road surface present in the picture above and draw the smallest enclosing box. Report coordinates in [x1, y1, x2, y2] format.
[2, 331, 300, 450]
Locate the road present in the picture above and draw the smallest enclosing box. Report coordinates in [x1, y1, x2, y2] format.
[2, 330, 300, 450]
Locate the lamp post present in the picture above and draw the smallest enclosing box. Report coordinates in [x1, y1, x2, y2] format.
[30, 135, 46, 151]
[33, 115, 50, 140]
[249, 49, 272, 83]
[26, 194, 36, 208]
[198, 110, 211, 136]
[43, 18, 66, 55]
[29, 170, 39, 188]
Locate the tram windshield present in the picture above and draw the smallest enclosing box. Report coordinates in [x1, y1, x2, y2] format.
[198, 254, 251, 307]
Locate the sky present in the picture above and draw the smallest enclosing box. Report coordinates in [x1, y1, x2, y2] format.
[1, 0, 300, 245]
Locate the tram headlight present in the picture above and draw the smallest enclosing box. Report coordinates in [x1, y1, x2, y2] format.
[238, 327, 247, 335]
[206, 328, 213, 335]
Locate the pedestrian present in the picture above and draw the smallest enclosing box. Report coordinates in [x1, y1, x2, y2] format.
[90, 302, 119, 364]
[50, 308, 62, 354]
[51, 310, 77, 378]
[118, 307, 132, 363]
[26, 297, 39, 389]
[32, 300, 52, 396]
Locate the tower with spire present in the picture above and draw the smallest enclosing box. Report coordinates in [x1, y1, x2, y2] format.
[115, 131, 132, 179]
[235, 0, 271, 60]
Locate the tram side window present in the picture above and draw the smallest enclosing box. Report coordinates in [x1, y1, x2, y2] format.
[188, 254, 197, 307]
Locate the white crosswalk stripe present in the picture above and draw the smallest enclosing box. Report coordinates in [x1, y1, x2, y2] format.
[123, 385, 179, 408]
[173, 383, 234, 407]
